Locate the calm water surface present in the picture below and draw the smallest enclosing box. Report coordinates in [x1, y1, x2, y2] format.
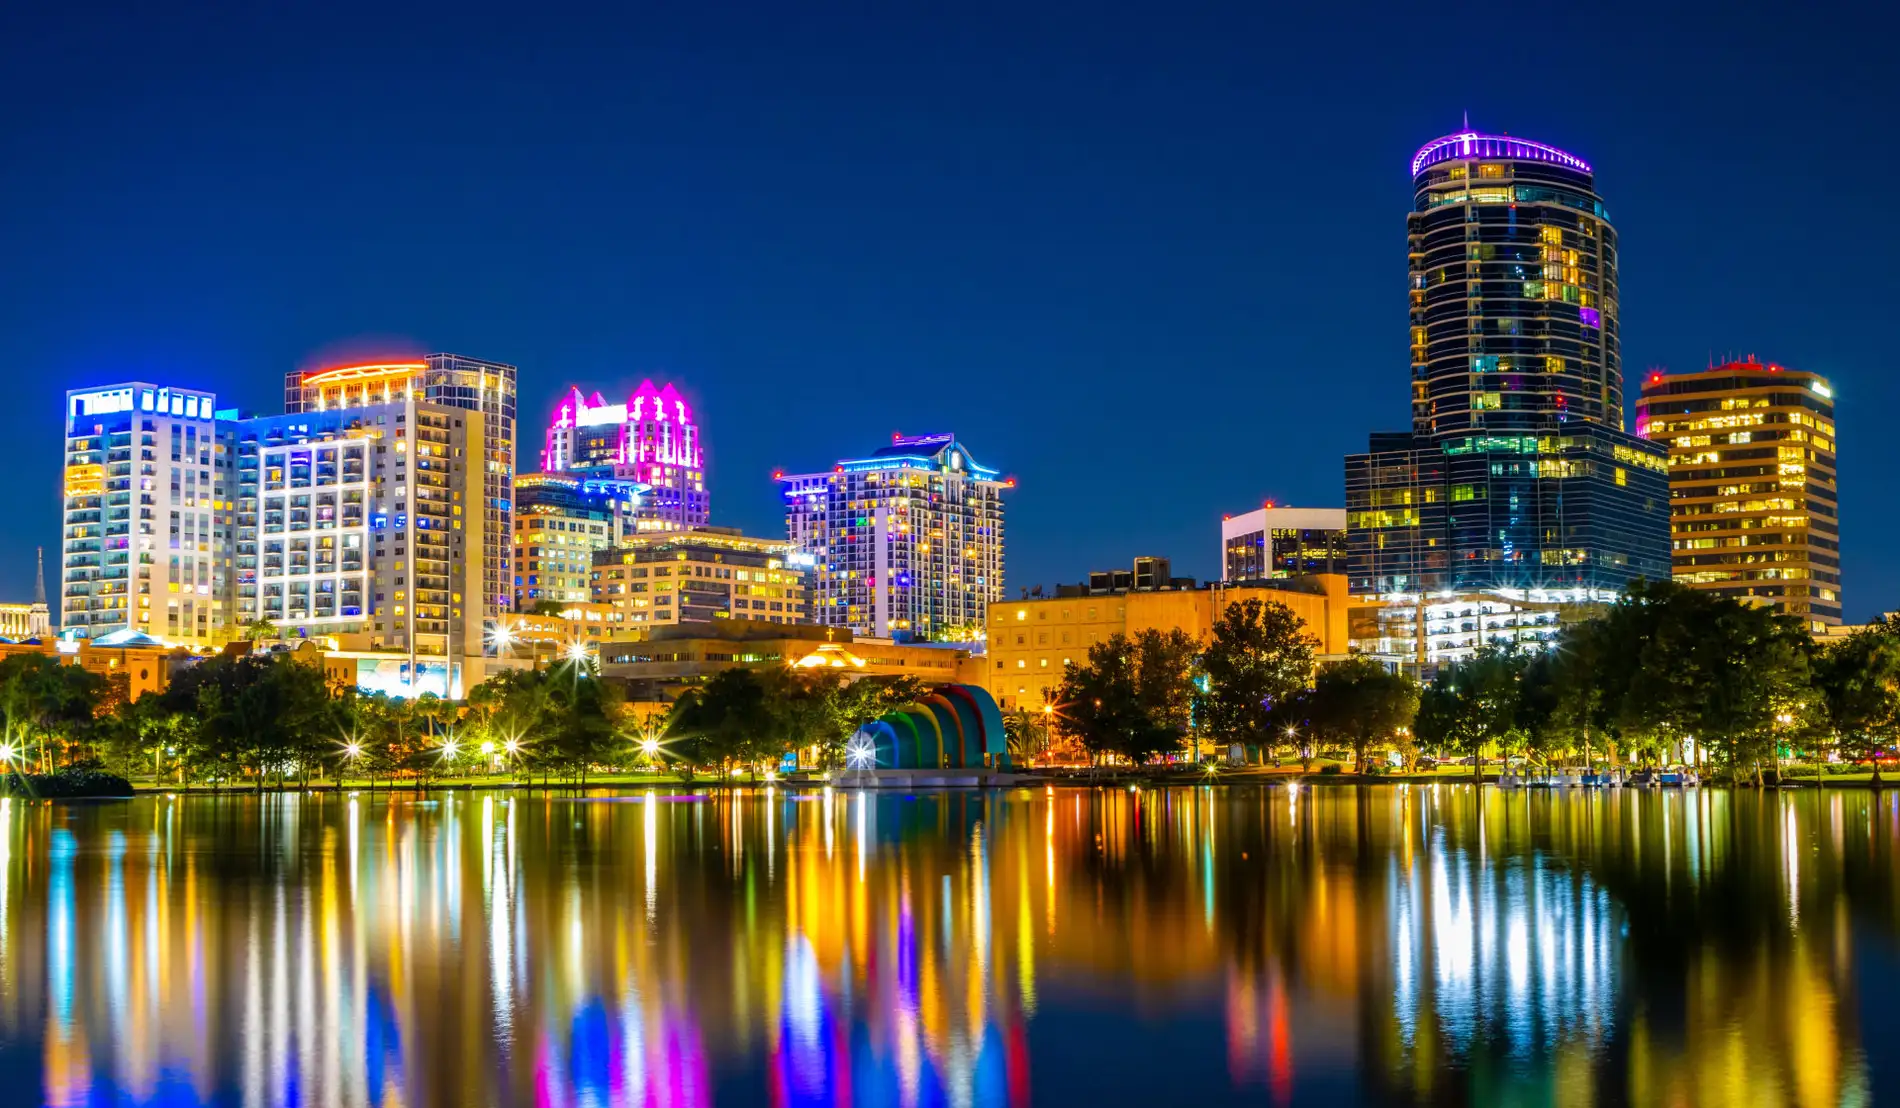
[1, 784, 1897, 1106]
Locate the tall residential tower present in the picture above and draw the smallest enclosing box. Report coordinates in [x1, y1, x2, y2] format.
[1637, 361, 1840, 628]
[284, 355, 518, 620]
[61, 384, 234, 645]
[1347, 129, 1670, 598]
[780, 434, 1009, 640]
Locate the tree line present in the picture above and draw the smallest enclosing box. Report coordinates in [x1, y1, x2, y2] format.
[0, 647, 931, 789]
[1045, 580, 1900, 783]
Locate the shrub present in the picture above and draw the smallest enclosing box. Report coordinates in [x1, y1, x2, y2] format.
[1319, 763, 1342, 776]
[2, 767, 135, 799]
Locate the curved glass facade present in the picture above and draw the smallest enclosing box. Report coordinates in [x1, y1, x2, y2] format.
[1408, 135, 1619, 436]
[1347, 132, 1670, 598]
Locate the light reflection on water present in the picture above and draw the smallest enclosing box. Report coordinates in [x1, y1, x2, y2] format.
[0, 785, 1892, 1105]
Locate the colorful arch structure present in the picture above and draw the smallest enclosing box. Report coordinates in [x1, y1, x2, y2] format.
[851, 684, 1011, 771]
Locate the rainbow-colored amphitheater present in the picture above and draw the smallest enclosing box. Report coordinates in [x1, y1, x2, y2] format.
[852, 685, 1012, 770]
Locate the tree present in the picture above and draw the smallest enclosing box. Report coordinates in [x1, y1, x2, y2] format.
[1415, 646, 1526, 782]
[1051, 635, 1147, 764]
[1002, 707, 1051, 765]
[1195, 598, 1315, 761]
[1306, 657, 1419, 775]
[1048, 630, 1199, 765]
[0, 654, 107, 772]
[1815, 627, 1900, 784]
[669, 668, 778, 774]
[241, 618, 278, 642]
[162, 653, 335, 788]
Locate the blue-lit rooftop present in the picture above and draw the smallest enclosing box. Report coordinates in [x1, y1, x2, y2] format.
[1411, 131, 1591, 177]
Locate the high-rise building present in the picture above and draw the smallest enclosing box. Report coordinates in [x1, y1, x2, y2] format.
[541, 381, 708, 531]
[284, 355, 517, 621]
[590, 528, 809, 630]
[780, 433, 1009, 641]
[61, 384, 235, 645]
[1636, 360, 1841, 628]
[513, 472, 643, 609]
[1345, 129, 1670, 608]
[232, 403, 486, 678]
[1220, 507, 1347, 581]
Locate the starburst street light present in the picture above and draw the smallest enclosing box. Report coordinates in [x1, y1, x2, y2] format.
[846, 738, 877, 770]
[641, 738, 661, 757]
[343, 742, 363, 761]
[0, 743, 14, 762]
[504, 738, 521, 756]
[441, 741, 460, 760]
[565, 642, 590, 665]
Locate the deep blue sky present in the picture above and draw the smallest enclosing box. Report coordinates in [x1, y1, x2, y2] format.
[5, 1, 1895, 617]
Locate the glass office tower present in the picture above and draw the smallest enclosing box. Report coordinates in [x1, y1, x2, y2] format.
[1347, 130, 1669, 599]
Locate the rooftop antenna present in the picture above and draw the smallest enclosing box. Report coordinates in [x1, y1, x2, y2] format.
[1463, 109, 1470, 131]
[33, 546, 45, 607]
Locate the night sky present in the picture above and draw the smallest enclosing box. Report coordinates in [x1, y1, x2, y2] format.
[5, 1, 1895, 617]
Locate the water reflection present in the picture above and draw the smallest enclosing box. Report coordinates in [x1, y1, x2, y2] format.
[0, 786, 1892, 1105]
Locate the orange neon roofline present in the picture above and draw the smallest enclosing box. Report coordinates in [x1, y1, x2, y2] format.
[301, 362, 428, 386]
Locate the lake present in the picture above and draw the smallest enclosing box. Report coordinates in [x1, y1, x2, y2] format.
[0, 784, 1894, 1106]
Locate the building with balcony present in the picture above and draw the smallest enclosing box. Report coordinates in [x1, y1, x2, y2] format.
[590, 528, 810, 632]
[232, 402, 486, 693]
[284, 355, 517, 620]
[1636, 360, 1841, 628]
[61, 384, 235, 646]
[780, 433, 1009, 641]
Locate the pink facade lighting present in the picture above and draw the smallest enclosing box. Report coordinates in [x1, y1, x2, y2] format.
[1411, 131, 1592, 177]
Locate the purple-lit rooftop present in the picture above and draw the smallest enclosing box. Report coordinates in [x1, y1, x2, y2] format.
[1411, 131, 1592, 177]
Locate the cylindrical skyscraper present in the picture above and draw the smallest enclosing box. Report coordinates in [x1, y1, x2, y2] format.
[1408, 132, 1620, 437]
[1346, 127, 1671, 644]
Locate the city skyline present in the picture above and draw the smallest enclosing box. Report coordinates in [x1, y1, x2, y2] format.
[5, 3, 1895, 618]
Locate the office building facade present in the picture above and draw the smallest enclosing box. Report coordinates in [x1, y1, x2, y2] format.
[1636, 361, 1841, 627]
[1220, 507, 1347, 582]
[284, 355, 517, 621]
[61, 384, 236, 645]
[541, 381, 709, 530]
[1345, 129, 1670, 609]
[780, 434, 1008, 641]
[514, 472, 643, 609]
[590, 529, 809, 630]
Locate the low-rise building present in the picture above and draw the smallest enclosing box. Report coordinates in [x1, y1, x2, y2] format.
[984, 564, 1351, 710]
[0, 602, 52, 641]
[591, 528, 810, 631]
[598, 620, 982, 704]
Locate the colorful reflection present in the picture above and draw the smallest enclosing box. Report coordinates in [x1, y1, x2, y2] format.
[0, 785, 1893, 1105]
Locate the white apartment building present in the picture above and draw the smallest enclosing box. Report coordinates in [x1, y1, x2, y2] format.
[779, 433, 1008, 641]
[61, 384, 234, 646]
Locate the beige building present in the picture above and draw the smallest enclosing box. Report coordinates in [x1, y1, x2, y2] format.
[513, 473, 640, 609]
[984, 572, 1351, 710]
[0, 602, 52, 640]
[598, 620, 981, 703]
[1636, 360, 1841, 629]
[591, 528, 810, 632]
